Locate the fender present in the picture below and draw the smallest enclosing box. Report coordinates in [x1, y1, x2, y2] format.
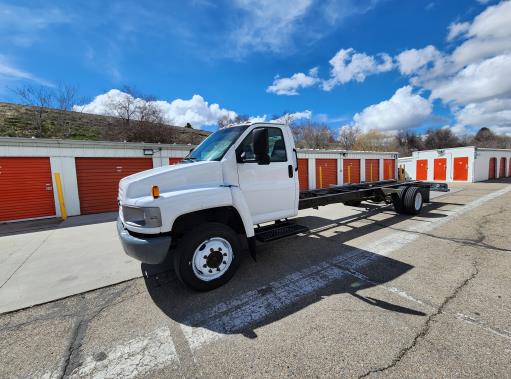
[156, 186, 233, 233]
[229, 186, 255, 238]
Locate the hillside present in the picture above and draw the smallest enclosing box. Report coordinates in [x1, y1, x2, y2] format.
[0, 102, 210, 144]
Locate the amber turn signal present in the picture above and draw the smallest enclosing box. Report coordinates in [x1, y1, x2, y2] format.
[151, 185, 160, 198]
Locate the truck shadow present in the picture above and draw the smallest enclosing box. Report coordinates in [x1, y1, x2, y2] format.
[142, 200, 459, 340]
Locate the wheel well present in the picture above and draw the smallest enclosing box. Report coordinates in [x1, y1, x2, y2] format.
[171, 207, 246, 238]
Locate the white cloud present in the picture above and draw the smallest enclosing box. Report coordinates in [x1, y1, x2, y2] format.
[446, 21, 470, 41]
[455, 98, 511, 135]
[396, 45, 442, 75]
[266, 67, 319, 95]
[249, 110, 312, 124]
[347, 86, 432, 132]
[323, 48, 394, 90]
[0, 3, 70, 46]
[229, 0, 313, 56]
[429, 54, 511, 105]
[74, 89, 237, 128]
[0, 55, 52, 86]
[273, 110, 312, 123]
[227, 0, 384, 58]
[451, 1, 511, 67]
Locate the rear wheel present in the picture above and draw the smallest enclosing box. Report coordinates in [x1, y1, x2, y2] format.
[403, 186, 423, 215]
[392, 186, 408, 214]
[173, 222, 241, 291]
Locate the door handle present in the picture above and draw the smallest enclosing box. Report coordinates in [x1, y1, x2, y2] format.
[288, 165, 293, 178]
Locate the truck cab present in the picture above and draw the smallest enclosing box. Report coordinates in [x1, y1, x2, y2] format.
[117, 122, 300, 290]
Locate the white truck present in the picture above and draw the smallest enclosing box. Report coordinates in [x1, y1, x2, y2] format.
[117, 122, 443, 291]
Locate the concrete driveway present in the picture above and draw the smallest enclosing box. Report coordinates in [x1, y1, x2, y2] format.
[0, 213, 142, 314]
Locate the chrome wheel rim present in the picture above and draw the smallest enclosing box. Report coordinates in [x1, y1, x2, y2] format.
[192, 237, 233, 281]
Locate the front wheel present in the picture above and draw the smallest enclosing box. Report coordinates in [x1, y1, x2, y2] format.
[173, 222, 241, 291]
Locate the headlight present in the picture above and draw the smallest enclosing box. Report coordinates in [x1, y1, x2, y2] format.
[122, 206, 162, 228]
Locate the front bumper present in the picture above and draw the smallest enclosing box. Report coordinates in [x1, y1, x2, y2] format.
[117, 218, 172, 264]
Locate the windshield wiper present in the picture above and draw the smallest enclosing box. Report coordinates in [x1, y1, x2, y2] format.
[182, 157, 200, 162]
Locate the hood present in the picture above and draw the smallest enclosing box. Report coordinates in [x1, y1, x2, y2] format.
[119, 161, 224, 202]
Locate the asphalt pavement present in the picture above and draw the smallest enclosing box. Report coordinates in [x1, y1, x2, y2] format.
[0, 180, 510, 378]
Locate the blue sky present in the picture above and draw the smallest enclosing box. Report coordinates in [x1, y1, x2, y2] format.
[1, 0, 510, 135]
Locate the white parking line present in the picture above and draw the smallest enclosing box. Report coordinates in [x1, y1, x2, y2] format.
[70, 327, 178, 379]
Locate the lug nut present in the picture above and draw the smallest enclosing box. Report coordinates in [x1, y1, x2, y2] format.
[223, 253, 227, 256]
[203, 264, 207, 268]
[210, 248, 214, 253]
[203, 255, 208, 259]
[223, 261, 226, 264]
[217, 268, 221, 271]
[208, 269, 213, 273]
[218, 247, 222, 251]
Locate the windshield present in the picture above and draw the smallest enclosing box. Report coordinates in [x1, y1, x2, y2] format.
[186, 126, 248, 162]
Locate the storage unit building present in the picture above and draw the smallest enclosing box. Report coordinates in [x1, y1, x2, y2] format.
[0, 138, 191, 222]
[398, 146, 511, 183]
[0, 138, 399, 222]
[297, 149, 398, 191]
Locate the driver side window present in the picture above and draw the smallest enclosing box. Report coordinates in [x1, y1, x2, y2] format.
[238, 127, 287, 163]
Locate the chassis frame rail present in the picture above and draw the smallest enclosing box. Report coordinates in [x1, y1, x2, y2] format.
[298, 180, 447, 210]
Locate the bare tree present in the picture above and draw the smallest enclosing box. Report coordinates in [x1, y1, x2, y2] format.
[54, 83, 78, 111]
[217, 114, 250, 129]
[352, 130, 391, 151]
[12, 85, 54, 137]
[292, 121, 333, 149]
[338, 125, 360, 150]
[393, 129, 424, 156]
[424, 128, 461, 150]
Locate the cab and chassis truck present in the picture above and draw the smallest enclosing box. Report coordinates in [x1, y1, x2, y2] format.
[117, 122, 445, 291]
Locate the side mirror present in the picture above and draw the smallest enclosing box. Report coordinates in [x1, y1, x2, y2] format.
[253, 128, 270, 165]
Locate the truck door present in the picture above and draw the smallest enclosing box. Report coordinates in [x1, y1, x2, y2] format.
[236, 126, 297, 224]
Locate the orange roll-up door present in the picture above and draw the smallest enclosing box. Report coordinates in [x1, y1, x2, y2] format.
[316, 159, 337, 189]
[365, 159, 380, 182]
[488, 158, 496, 179]
[453, 157, 468, 181]
[383, 159, 395, 180]
[169, 157, 182, 165]
[0, 157, 56, 222]
[343, 159, 360, 184]
[298, 159, 309, 191]
[416, 159, 428, 181]
[499, 158, 506, 178]
[76, 158, 153, 214]
[433, 158, 447, 181]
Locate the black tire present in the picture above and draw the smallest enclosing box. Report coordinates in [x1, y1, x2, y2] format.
[392, 186, 408, 214]
[344, 200, 362, 207]
[403, 186, 423, 215]
[173, 222, 241, 291]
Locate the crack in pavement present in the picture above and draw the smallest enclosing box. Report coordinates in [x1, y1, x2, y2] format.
[57, 285, 133, 378]
[358, 261, 479, 378]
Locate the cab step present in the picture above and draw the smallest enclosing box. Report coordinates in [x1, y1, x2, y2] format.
[255, 222, 309, 242]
